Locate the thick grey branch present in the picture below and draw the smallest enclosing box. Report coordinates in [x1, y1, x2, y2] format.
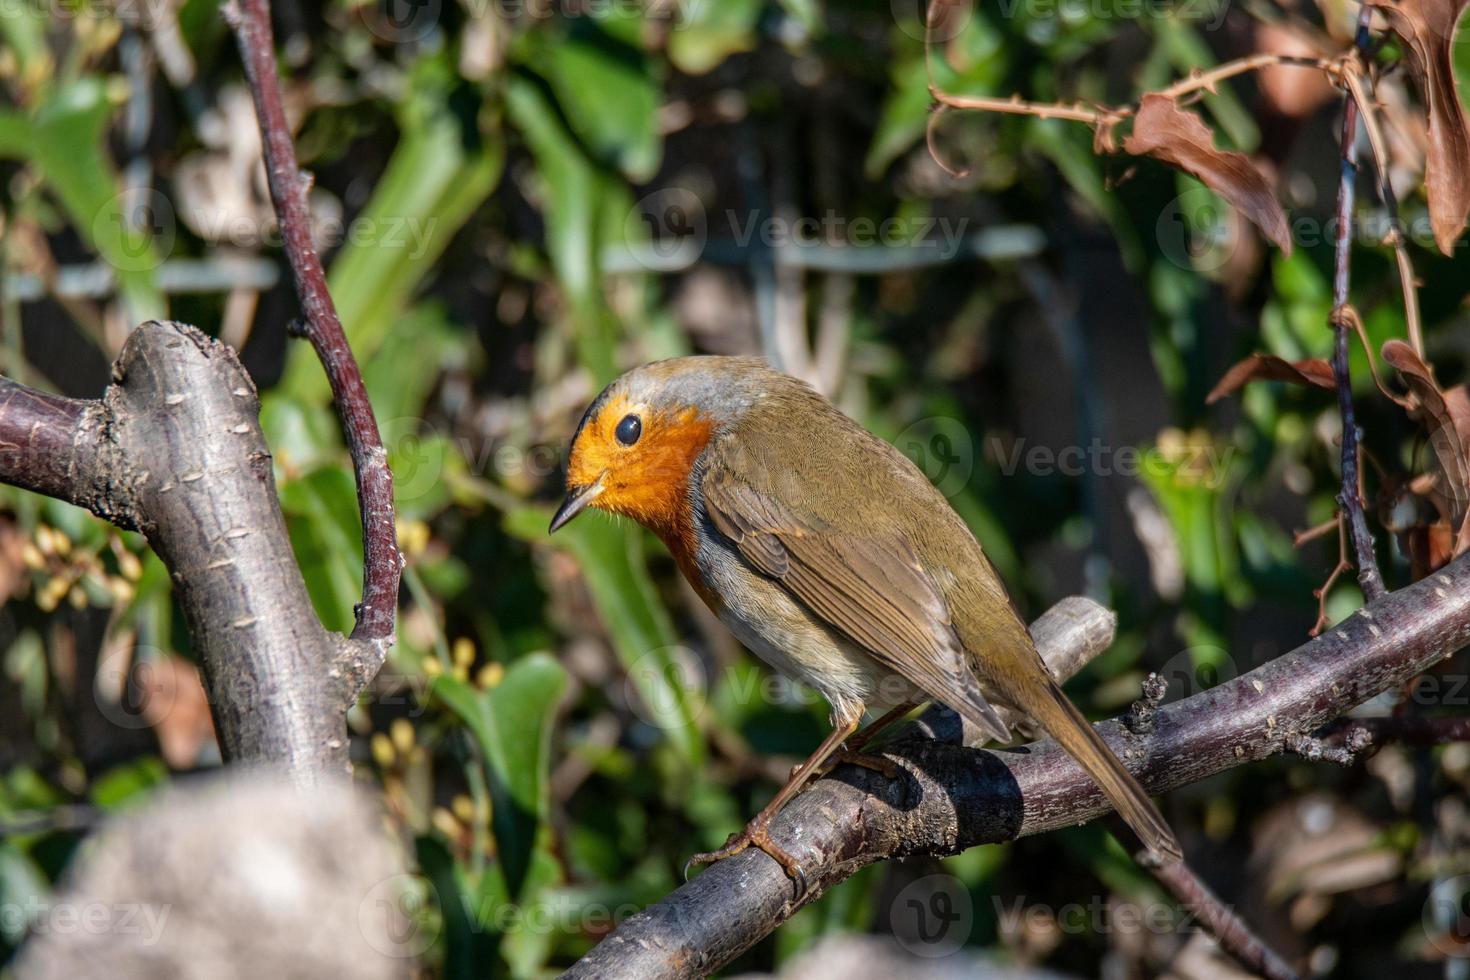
[0, 321, 374, 776]
[567, 555, 1470, 978]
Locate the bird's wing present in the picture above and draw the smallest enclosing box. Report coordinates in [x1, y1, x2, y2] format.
[702, 462, 1011, 741]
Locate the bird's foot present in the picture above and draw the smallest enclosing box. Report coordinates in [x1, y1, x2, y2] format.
[684, 819, 808, 895]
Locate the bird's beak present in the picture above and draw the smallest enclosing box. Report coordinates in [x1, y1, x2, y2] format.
[548, 471, 607, 534]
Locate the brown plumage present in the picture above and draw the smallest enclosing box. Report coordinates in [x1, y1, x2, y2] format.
[553, 356, 1181, 881]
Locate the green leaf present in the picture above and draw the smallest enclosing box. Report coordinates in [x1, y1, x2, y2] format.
[89, 757, 169, 810]
[280, 466, 364, 635]
[528, 21, 663, 182]
[21, 79, 165, 321]
[667, 0, 761, 75]
[504, 75, 621, 381]
[504, 507, 706, 765]
[432, 654, 567, 901]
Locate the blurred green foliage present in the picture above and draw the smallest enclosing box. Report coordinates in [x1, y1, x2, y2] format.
[1, 0, 1468, 976]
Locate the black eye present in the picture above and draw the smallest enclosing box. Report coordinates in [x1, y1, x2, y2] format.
[615, 413, 642, 446]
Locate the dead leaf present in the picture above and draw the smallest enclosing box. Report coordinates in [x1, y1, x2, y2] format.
[1206, 354, 1336, 403]
[1383, 338, 1470, 554]
[1365, 0, 1470, 253]
[140, 654, 217, 769]
[1123, 94, 1293, 254]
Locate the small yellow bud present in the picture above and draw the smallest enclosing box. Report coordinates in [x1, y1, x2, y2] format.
[117, 549, 143, 581]
[451, 794, 476, 824]
[431, 807, 461, 840]
[476, 662, 505, 689]
[452, 637, 475, 670]
[422, 658, 443, 677]
[390, 717, 415, 755]
[370, 733, 395, 768]
[397, 519, 431, 558]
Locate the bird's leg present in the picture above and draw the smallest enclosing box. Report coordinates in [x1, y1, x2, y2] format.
[686, 716, 860, 891]
[806, 701, 918, 780]
[848, 701, 919, 751]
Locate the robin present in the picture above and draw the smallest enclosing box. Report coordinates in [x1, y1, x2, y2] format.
[551, 356, 1180, 884]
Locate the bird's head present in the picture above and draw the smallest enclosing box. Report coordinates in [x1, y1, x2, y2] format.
[549, 356, 769, 534]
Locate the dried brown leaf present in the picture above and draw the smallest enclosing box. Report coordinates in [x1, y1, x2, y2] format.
[1206, 354, 1336, 403]
[1123, 94, 1293, 254]
[1365, 0, 1470, 253]
[1383, 338, 1470, 554]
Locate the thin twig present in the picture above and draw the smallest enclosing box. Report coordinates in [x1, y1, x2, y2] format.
[1328, 7, 1387, 604]
[1149, 55, 1334, 106]
[1329, 714, 1470, 754]
[1311, 512, 1351, 636]
[224, 0, 401, 646]
[928, 47, 1334, 151]
[1339, 59, 1424, 356]
[1146, 857, 1300, 980]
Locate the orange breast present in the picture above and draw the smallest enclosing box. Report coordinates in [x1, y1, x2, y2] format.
[657, 500, 723, 614]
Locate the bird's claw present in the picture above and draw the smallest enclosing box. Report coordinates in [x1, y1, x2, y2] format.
[684, 823, 809, 896]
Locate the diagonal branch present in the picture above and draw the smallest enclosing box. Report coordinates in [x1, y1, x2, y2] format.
[566, 551, 1470, 978]
[223, 0, 401, 652]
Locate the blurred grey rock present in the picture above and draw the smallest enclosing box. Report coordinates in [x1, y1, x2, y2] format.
[13, 772, 417, 980]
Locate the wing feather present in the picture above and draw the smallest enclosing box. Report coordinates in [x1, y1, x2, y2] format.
[704, 466, 1009, 741]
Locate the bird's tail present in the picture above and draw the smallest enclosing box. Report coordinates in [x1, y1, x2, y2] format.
[1018, 678, 1182, 863]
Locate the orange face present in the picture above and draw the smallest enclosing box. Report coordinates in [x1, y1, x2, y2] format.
[557, 393, 714, 536]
